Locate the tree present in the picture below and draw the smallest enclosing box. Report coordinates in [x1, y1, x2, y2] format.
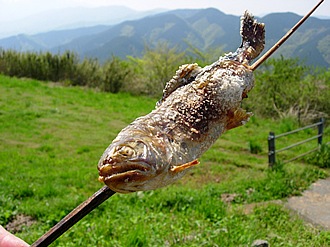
[248, 56, 329, 123]
[127, 42, 186, 96]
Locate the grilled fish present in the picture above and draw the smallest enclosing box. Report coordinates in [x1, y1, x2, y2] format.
[98, 12, 265, 193]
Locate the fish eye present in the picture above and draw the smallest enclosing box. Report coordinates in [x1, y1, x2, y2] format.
[115, 145, 135, 157]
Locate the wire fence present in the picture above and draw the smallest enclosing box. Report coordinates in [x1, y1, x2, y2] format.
[268, 118, 326, 167]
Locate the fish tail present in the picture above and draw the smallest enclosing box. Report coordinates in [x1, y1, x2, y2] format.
[240, 11, 265, 61]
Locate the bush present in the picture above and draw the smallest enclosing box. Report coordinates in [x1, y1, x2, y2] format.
[102, 57, 130, 93]
[73, 58, 101, 87]
[307, 144, 330, 168]
[127, 42, 186, 97]
[0, 49, 80, 82]
[248, 139, 262, 154]
[0, 49, 129, 93]
[247, 57, 329, 123]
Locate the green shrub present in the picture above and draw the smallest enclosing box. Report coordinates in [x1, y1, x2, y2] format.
[307, 144, 330, 168]
[247, 57, 329, 123]
[73, 58, 101, 87]
[102, 57, 130, 93]
[127, 42, 187, 96]
[248, 139, 262, 154]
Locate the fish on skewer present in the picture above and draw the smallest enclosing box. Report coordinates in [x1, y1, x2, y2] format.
[31, 1, 325, 246]
[98, 12, 265, 193]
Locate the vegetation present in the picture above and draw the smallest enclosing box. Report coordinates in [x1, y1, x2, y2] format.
[126, 43, 187, 96]
[0, 49, 130, 94]
[249, 56, 330, 124]
[308, 144, 330, 168]
[0, 75, 329, 246]
[0, 47, 329, 123]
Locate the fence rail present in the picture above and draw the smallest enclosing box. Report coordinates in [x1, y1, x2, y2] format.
[268, 118, 325, 167]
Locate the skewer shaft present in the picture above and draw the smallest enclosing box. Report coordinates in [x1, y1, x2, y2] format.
[250, 0, 324, 71]
[30, 186, 115, 247]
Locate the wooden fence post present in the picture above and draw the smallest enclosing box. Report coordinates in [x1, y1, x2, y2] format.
[318, 118, 324, 145]
[268, 132, 276, 167]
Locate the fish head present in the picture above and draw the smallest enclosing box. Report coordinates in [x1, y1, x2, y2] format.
[98, 137, 161, 193]
[98, 134, 198, 193]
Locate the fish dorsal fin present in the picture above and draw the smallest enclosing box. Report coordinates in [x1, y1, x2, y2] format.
[157, 63, 201, 107]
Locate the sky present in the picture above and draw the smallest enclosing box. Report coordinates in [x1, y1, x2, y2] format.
[0, 0, 329, 22]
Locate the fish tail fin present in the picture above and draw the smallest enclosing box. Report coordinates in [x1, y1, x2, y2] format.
[240, 11, 265, 61]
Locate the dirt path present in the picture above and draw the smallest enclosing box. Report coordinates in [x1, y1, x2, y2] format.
[286, 177, 330, 230]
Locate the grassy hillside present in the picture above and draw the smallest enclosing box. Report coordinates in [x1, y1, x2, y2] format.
[0, 75, 329, 246]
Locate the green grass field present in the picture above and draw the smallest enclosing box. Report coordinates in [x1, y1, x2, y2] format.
[0, 75, 329, 246]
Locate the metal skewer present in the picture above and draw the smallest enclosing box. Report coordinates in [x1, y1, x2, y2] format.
[250, 0, 324, 71]
[30, 186, 115, 247]
[30, 1, 324, 246]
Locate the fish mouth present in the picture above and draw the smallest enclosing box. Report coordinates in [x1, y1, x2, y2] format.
[98, 158, 155, 191]
[99, 162, 149, 176]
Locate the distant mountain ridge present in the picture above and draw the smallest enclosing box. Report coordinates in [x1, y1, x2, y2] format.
[0, 6, 165, 38]
[1, 8, 329, 68]
[0, 26, 110, 51]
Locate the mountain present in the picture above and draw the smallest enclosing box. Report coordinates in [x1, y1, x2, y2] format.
[0, 6, 165, 38]
[61, 11, 204, 60]
[55, 8, 242, 60]
[0, 26, 110, 51]
[260, 12, 330, 67]
[1, 8, 330, 68]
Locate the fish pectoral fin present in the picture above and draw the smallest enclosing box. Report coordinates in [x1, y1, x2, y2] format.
[170, 159, 199, 173]
[226, 108, 252, 130]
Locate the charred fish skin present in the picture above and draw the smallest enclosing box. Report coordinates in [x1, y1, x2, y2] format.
[98, 12, 265, 193]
